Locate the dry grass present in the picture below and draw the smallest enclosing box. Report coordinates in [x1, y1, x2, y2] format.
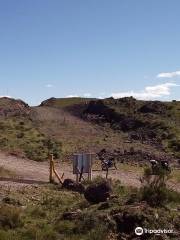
[117, 162, 144, 174]
[171, 169, 180, 184]
[0, 166, 16, 178]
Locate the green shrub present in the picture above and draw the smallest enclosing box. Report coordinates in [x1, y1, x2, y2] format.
[42, 139, 62, 159]
[166, 189, 180, 203]
[0, 138, 8, 148]
[140, 185, 169, 207]
[0, 205, 22, 229]
[21, 225, 58, 240]
[139, 166, 176, 207]
[24, 145, 48, 161]
[0, 118, 62, 161]
[168, 139, 180, 151]
[0, 230, 22, 240]
[28, 206, 46, 218]
[127, 166, 173, 206]
[83, 225, 108, 240]
[55, 220, 76, 235]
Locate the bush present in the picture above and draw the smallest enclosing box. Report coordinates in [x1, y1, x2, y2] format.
[168, 139, 180, 157]
[83, 225, 108, 240]
[84, 179, 112, 204]
[140, 166, 172, 207]
[24, 145, 48, 161]
[43, 139, 62, 159]
[28, 206, 46, 218]
[0, 205, 22, 229]
[55, 220, 76, 235]
[138, 165, 180, 206]
[21, 225, 58, 240]
[140, 185, 169, 207]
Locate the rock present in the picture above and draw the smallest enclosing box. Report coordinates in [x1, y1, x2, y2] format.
[138, 101, 167, 114]
[84, 181, 112, 204]
[2, 197, 22, 206]
[98, 202, 110, 210]
[120, 118, 144, 131]
[130, 132, 140, 140]
[62, 209, 82, 220]
[62, 179, 85, 193]
[113, 211, 144, 234]
[0, 97, 30, 117]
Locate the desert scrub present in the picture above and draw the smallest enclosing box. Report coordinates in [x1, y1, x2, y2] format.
[19, 225, 58, 240]
[54, 213, 110, 240]
[0, 204, 23, 229]
[0, 117, 62, 161]
[41, 190, 83, 212]
[27, 206, 46, 219]
[168, 139, 180, 158]
[0, 181, 179, 240]
[138, 166, 180, 207]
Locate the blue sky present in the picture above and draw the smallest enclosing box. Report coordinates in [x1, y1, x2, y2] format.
[0, 0, 180, 105]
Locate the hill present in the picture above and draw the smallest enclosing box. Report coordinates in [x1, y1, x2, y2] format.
[0, 97, 180, 240]
[0, 97, 61, 161]
[83, 97, 180, 159]
[37, 97, 180, 163]
[0, 97, 179, 164]
[0, 97, 30, 117]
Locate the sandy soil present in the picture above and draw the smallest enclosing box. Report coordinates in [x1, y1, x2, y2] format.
[0, 152, 179, 192]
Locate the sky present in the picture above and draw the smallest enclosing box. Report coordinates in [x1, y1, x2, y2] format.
[0, 0, 180, 105]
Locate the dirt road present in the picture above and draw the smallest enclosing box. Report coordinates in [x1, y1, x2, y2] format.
[0, 152, 141, 186]
[0, 152, 179, 192]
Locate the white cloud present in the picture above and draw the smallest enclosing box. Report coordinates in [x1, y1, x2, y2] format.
[0, 95, 11, 98]
[65, 94, 79, 98]
[83, 93, 91, 97]
[98, 92, 107, 99]
[112, 82, 178, 100]
[157, 71, 180, 78]
[45, 84, 53, 88]
[65, 93, 92, 98]
[98, 96, 104, 99]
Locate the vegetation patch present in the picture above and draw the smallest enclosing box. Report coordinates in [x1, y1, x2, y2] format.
[0, 174, 179, 240]
[0, 117, 62, 161]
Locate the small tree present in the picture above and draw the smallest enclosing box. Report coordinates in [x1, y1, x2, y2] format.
[140, 165, 171, 207]
[43, 138, 62, 159]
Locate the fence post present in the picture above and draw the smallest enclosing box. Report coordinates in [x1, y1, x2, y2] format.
[49, 154, 53, 183]
[76, 173, 79, 183]
[88, 154, 92, 181]
[106, 167, 109, 179]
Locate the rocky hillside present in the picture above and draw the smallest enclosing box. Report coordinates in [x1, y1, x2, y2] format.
[0, 97, 179, 163]
[83, 97, 180, 158]
[41, 97, 180, 160]
[0, 97, 30, 117]
[0, 97, 179, 240]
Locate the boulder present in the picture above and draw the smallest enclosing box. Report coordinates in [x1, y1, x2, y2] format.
[84, 181, 112, 204]
[62, 209, 82, 220]
[62, 179, 85, 193]
[113, 211, 144, 234]
[138, 101, 167, 114]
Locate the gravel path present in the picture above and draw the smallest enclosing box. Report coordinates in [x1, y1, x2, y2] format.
[0, 152, 141, 187]
[0, 152, 179, 192]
